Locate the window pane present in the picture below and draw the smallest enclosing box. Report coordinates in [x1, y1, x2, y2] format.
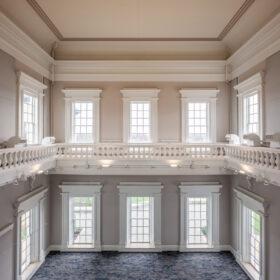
[72, 101, 94, 143]
[244, 93, 259, 135]
[72, 197, 94, 245]
[187, 197, 208, 246]
[23, 93, 38, 144]
[21, 210, 32, 273]
[130, 102, 151, 143]
[128, 197, 152, 245]
[249, 209, 261, 272]
[187, 102, 209, 143]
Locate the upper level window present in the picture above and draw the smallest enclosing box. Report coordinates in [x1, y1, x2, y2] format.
[62, 89, 102, 143]
[180, 89, 219, 143]
[235, 72, 264, 139]
[117, 182, 163, 251]
[179, 182, 222, 251]
[233, 186, 267, 280]
[18, 72, 46, 144]
[121, 89, 159, 143]
[59, 182, 102, 250]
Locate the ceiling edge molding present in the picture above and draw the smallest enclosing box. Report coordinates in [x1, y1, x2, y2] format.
[26, 0, 254, 42]
[0, 11, 53, 80]
[54, 60, 226, 82]
[226, 12, 280, 80]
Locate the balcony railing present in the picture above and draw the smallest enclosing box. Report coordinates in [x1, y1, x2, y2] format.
[0, 143, 280, 172]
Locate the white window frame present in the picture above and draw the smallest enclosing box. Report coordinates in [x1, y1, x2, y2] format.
[18, 72, 46, 144]
[62, 89, 102, 143]
[233, 186, 267, 280]
[59, 182, 102, 251]
[117, 182, 163, 252]
[121, 89, 160, 143]
[15, 186, 48, 280]
[234, 72, 264, 140]
[180, 89, 219, 143]
[179, 182, 222, 252]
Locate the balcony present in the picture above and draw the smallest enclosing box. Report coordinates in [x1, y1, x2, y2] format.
[0, 143, 280, 187]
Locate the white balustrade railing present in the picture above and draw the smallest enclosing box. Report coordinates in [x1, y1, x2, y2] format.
[224, 145, 280, 170]
[0, 145, 57, 171]
[1, 143, 280, 171]
[56, 143, 225, 160]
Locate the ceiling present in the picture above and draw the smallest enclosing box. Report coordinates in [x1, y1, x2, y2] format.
[0, 0, 280, 59]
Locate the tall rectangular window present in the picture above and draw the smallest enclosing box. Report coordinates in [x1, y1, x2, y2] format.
[71, 197, 94, 245]
[127, 197, 153, 245]
[21, 210, 32, 273]
[244, 93, 259, 135]
[130, 102, 151, 143]
[187, 197, 208, 246]
[249, 209, 261, 272]
[72, 102, 94, 143]
[187, 102, 209, 143]
[23, 93, 38, 144]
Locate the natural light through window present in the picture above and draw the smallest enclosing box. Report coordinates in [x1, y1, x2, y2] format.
[187, 197, 208, 246]
[249, 209, 261, 272]
[72, 102, 93, 143]
[187, 102, 209, 143]
[130, 102, 151, 143]
[244, 93, 259, 135]
[21, 210, 32, 273]
[23, 93, 38, 144]
[72, 197, 94, 245]
[127, 197, 153, 247]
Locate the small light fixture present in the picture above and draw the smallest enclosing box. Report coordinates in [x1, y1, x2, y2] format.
[239, 170, 245, 174]
[100, 160, 114, 168]
[170, 163, 178, 168]
[234, 170, 239, 175]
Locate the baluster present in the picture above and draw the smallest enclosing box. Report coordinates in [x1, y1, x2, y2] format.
[276, 153, 280, 170]
[270, 152, 276, 169]
[265, 152, 270, 168]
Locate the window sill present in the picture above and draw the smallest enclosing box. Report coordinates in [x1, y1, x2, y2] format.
[68, 244, 95, 249]
[22, 261, 42, 280]
[126, 243, 155, 249]
[240, 262, 260, 280]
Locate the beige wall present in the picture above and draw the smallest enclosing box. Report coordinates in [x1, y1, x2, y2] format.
[52, 81, 230, 143]
[50, 175, 231, 247]
[0, 175, 51, 280]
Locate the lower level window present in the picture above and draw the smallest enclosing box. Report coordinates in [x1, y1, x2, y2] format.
[21, 210, 32, 273]
[187, 197, 208, 246]
[127, 197, 153, 246]
[71, 197, 94, 245]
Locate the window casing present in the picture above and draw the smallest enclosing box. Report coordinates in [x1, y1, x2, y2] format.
[62, 89, 102, 143]
[117, 182, 163, 251]
[233, 186, 266, 280]
[59, 182, 102, 251]
[121, 89, 159, 143]
[235, 72, 264, 140]
[179, 183, 222, 251]
[15, 186, 48, 280]
[18, 72, 46, 145]
[180, 89, 219, 143]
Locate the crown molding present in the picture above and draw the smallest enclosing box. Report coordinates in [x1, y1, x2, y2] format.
[180, 88, 220, 99]
[54, 60, 226, 82]
[234, 72, 264, 94]
[62, 88, 102, 99]
[0, 11, 53, 80]
[226, 12, 280, 80]
[121, 88, 160, 99]
[18, 71, 47, 93]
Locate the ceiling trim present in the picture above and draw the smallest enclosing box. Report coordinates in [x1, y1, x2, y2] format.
[27, 0, 255, 42]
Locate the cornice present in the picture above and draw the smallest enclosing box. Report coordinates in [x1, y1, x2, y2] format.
[180, 89, 220, 99]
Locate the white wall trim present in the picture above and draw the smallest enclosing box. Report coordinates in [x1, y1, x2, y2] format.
[227, 12, 280, 80]
[0, 223, 14, 238]
[0, 11, 53, 80]
[180, 89, 219, 143]
[59, 182, 103, 251]
[121, 89, 159, 143]
[62, 88, 102, 143]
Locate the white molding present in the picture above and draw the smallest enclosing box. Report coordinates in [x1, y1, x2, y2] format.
[180, 89, 219, 143]
[234, 72, 264, 140]
[62, 88, 102, 143]
[0, 223, 14, 238]
[121, 89, 159, 143]
[54, 60, 226, 82]
[227, 12, 280, 80]
[179, 182, 222, 251]
[117, 182, 164, 195]
[59, 182, 103, 251]
[17, 71, 46, 144]
[0, 11, 53, 80]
